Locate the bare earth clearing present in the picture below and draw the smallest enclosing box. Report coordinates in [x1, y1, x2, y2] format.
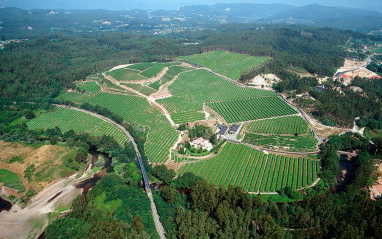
[0, 141, 76, 195]
[0, 163, 95, 239]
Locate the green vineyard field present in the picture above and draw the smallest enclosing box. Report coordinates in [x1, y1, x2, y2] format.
[177, 51, 270, 80]
[159, 66, 192, 85]
[121, 83, 157, 96]
[27, 107, 129, 145]
[246, 116, 309, 135]
[157, 69, 276, 113]
[87, 93, 179, 163]
[206, 97, 298, 123]
[243, 130, 318, 152]
[178, 142, 320, 192]
[170, 111, 206, 124]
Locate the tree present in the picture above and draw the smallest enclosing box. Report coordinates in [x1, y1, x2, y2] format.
[132, 215, 144, 233]
[152, 164, 176, 185]
[24, 110, 35, 119]
[210, 134, 218, 145]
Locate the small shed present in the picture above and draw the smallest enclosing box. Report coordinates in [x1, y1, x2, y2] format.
[217, 124, 223, 129]
[188, 122, 195, 128]
[229, 124, 240, 133]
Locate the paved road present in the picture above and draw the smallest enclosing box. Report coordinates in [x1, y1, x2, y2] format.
[334, 55, 372, 79]
[56, 105, 166, 239]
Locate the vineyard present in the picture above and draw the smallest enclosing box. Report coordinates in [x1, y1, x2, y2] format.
[177, 51, 270, 80]
[107, 62, 181, 82]
[170, 111, 206, 124]
[246, 116, 309, 135]
[178, 142, 320, 192]
[243, 131, 318, 152]
[121, 83, 157, 96]
[206, 97, 298, 123]
[27, 107, 129, 145]
[159, 66, 192, 85]
[157, 69, 276, 113]
[87, 93, 179, 163]
[77, 81, 101, 95]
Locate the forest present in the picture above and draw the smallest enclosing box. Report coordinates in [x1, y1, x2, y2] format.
[1, 22, 382, 238]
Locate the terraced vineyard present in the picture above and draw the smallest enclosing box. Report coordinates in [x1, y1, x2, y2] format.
[243, 130, 318, 152]
[246, 116, 309, 135]
[178, 142, 320, 192]
[170, 111, 206, 124]
[177, 51, 270, 80]
[157, 69, 276, 113]
[27, 107, 129, 145]
[206, 97, 298, 123]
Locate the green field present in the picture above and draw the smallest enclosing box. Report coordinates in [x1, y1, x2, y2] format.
[170, 111, 206, 124]
[107, 68, 147, 82]
[246, 116, 309, 135]
[243, 130, 318, 152]
[0, 169, 25, 191]
[56, 91, 91, 102]
[157, 69, 276, 113]
[27, 107, 129, 145]
[206, 97, 298, 123]
[77, 81, 101, 95]
[177, 51, 270, 80]
[121, 83, 157, 96]
[178, 142, 320, 192]
[108, 62, 181, 82]
[159, 66, 192, 85]
[86, 93, 179, 163]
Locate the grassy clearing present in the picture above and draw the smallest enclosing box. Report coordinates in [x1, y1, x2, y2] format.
[0, 169, 25, 191]
[177, 51, 270, 80]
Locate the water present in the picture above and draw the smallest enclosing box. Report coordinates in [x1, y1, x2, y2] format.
[335, 160, 354, 193]
[75, 152, 111, 195]
[0, 196, 12, 212]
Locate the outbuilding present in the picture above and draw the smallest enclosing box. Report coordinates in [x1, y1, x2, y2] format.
[217, 126, 228, 139]
[229, 124, 240, 133]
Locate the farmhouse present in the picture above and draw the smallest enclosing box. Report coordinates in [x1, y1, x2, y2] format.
[229, 124, 240, 134]
[217, 126, 228, 139]
[190, 137, 213, 151]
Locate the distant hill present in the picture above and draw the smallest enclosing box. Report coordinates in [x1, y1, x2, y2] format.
[268, 4, 382, 32]
[1, 3, 382, 38]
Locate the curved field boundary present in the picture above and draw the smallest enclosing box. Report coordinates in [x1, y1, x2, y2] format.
[178, 142, 320, 193]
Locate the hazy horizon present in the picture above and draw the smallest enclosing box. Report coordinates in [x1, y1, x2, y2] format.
[0, 0, 381, 12]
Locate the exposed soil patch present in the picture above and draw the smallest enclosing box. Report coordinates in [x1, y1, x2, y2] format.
[0, 140, 76, 196]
